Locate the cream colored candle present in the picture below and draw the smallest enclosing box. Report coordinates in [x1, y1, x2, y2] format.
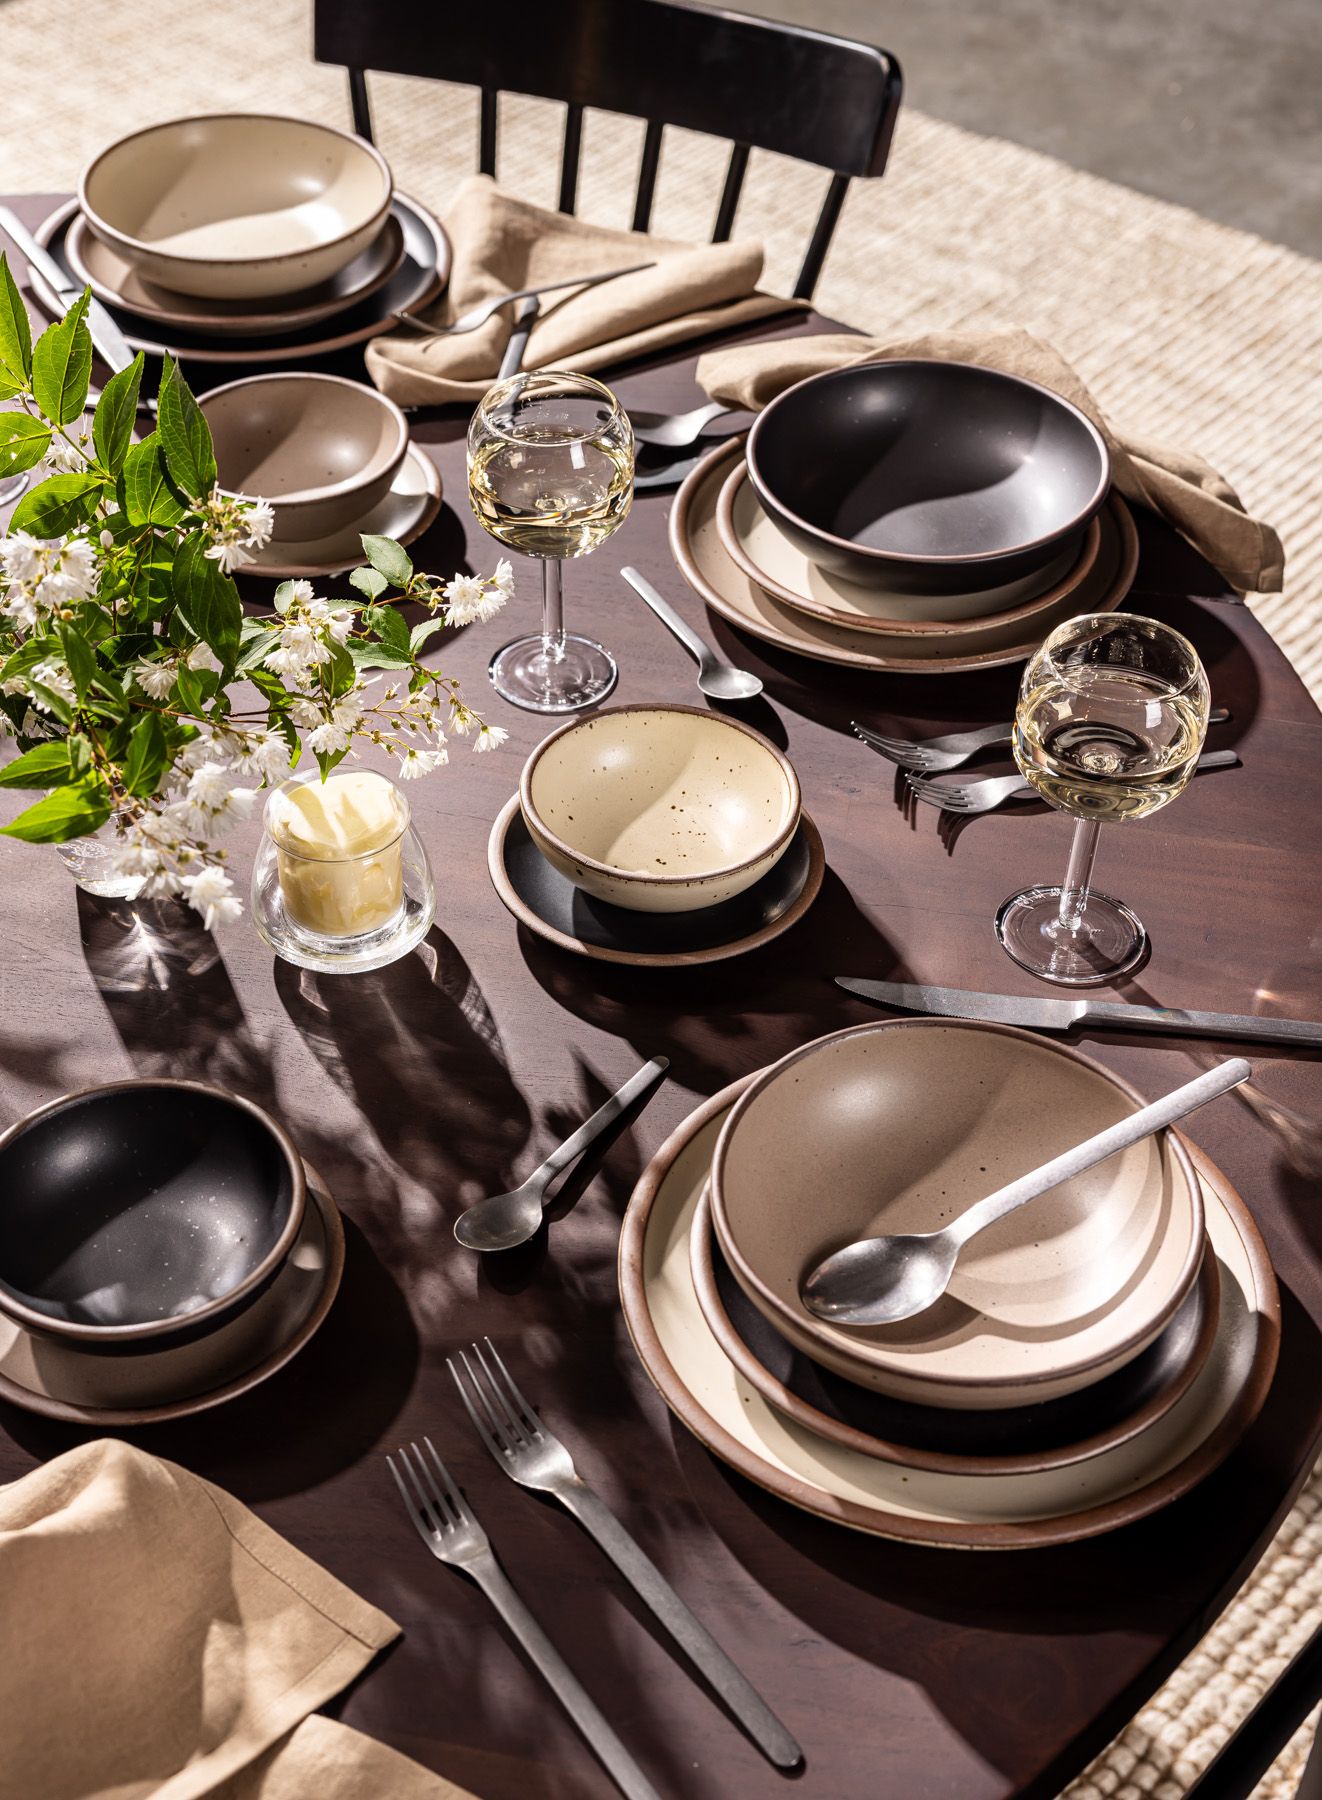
[267, 770, 408, 938]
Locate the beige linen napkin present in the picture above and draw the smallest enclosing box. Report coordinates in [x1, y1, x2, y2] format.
[366, 175, 801, 406]
[696, 327, 1285, 596]
[0, 1439, 471, 1800]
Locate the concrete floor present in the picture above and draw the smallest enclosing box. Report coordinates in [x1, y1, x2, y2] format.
[724, 0, 1322, 256]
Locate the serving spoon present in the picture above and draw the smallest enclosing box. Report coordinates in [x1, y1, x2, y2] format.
[454, 1057, 669, 1252]
[621, 567, 763, 700]
[800, 1057, 1251, 1327]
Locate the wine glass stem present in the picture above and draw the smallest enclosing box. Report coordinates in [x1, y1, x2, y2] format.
[541, 557, 565, 665]
[1057, 817, 1102, 939]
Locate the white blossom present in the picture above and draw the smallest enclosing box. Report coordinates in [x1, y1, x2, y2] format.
[28, 659, 75, 711]
[204, 537, 255, 577]
[308, 720, 352, 754]
[288, 579, 316, 606]
[134, 658, 176, 700]
[475, 724, 509, 752]
[45, 430, 87, 475]
[181, 864, 243, 931]
[493, 558, 516, 598]
[243, 498, 275, 550]
[398, 745, 447, 778]
[187, 641, 223, 674]
[0, 530, 43, 583]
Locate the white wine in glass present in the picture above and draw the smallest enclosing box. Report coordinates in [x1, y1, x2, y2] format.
[996, 612, 1211, 984]
[468, 370, 633, 712]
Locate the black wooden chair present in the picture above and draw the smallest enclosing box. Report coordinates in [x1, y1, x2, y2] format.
[312, 0, 902, 300]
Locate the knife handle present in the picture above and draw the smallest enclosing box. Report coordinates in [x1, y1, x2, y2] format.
[1083, 1003, 1322, 1048]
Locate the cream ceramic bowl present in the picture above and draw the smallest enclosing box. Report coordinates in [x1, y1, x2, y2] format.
[708, 1019, 1204, 1409]
[198, 373, 410, 543]
[79, 115, 393, 301]
[519, 704, 801, 914]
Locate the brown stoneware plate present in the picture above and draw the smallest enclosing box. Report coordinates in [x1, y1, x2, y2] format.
[63, 208, 407, 337]
[669, 437, 1138, 675]
[716, 456, 1101, 634]
[618, 1077, 1279, 1549]
[31, 193, 450, 364]
[488, 792, 824, 966]
[0, 1163, 343, 1425]
[690, 1183, 1221, 1476]
[708, 1019, 1204, 1409]
[243, 442, 441, 581]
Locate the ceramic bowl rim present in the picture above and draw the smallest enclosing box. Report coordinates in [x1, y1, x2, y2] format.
[198, 371, 411, 511]
[518, 702, 802, 890]
[0, 1076, 308, 1346]
[79, 113, 394, 274]
[707, 1016, 1205, 1395]
[744, 358, 1112, 571]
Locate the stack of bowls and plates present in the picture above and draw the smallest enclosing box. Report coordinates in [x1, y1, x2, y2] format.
[0, 1079, 344, 1425]
[618, 1019, 1281, 1549]
[669, 361, 1141, 676]
[22, 114, 450, 573]
[489, 704, 825, 966]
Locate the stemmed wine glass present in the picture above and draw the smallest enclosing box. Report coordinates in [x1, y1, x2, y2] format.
[468, 369, 634, 713]
[996, 612, 1210, 984]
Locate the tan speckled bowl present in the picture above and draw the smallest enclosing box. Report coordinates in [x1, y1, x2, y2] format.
[519, 704, 801, 914]
[708, 1019, 1204, 1408]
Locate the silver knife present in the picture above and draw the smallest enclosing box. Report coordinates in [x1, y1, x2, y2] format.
[833, 976, 1322, 1049]
[0, 205, 136, 374]
[496, 292, 540, 382]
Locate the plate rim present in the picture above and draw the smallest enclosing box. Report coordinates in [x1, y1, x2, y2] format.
[241, 441, 442, 581]
[618, 1076, 1280, 1549]
[487, 792, 825, 967]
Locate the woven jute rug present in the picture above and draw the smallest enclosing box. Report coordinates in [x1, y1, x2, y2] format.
[3, 1, 1320, 1791]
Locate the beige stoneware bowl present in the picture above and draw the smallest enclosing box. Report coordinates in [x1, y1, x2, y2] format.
[708, 1019, 1204, 1408]
[80, 115, 393, 301]
[519, 704, 801, 914]
[198, 373, 410, 543]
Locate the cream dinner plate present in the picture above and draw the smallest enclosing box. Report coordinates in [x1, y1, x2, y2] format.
[669, 438, 1139, 676]
[244, 442, 442, 581]
[618, 1079, 1279, 1549]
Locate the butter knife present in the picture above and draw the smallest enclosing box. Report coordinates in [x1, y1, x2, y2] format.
[0, 206, 136, 375]
[833, 977, 1322, 1049]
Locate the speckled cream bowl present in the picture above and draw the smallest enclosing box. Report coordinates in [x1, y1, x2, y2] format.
[519, 704, 801, 914]
[79, 115, 393, 301]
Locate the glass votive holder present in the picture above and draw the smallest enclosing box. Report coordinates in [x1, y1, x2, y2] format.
[251, 767, 434, 973]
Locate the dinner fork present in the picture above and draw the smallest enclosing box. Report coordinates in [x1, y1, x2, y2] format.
[387, 1438, 661, 1800]
[628, 400, 735, 449]
[857, 707, 1231, 774]
[391, 261, 656, 337]
[448, 1339, 802, 1770]
[906, 746, 1240, 813]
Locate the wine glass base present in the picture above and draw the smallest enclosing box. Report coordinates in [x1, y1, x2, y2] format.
[995, 885, 1147, 986]
[489, 633, 618, 713]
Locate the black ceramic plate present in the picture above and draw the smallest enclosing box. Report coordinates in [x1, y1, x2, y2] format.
[489, 794, 825, 966]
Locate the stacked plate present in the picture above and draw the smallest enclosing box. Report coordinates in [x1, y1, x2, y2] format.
[28, 114, 450, 367]
[0, 1079, 343, 1425]
[489, 704, 825, 966]
[670, 363, 1140, 676]
[619, 1019, 1280, 1548]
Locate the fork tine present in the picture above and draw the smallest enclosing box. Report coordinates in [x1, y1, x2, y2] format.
[481, 1337, 545, 1440]
[907, 778, 971, 811]
[386, 1453, 441, 1551]
[397, 1444, 448, 1533]
[422, 1437, 470, 1524]
[470, 1340, 533, 1446]
[451, 1350, 517, 1455]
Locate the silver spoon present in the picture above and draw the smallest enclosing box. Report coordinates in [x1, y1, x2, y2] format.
[801, 1057, 1251, 1326]
[454, 1057, 669, 1252]
[392, 261, 656, 337]
[621, 567, 763, 701]
[629, 401, 735, 449]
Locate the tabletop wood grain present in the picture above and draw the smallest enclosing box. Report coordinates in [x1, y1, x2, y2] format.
[1, 195, 1320, 1800]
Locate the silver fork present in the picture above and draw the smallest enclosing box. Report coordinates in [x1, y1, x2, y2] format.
[387, 1439, 660, 1800]
[449, 1339, 802, 1770]
[628, 401, 735, 449]
[391, 261, 656, 337]
[906, 746, 1240, 813]
[855, 708, 1231, 774]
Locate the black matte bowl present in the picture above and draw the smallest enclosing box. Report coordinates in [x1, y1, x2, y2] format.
[0, 1079, 305, 1353]
[745, 360, 1111, 595]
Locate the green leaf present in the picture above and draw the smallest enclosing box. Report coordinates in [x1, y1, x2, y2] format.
[25, 681, 73, 726]
[56, 623, 96, 704]
[0, 254, 33, 397]
[409, 617, 447, 655]
[361, 534, 412, 587]
[174, 664, 217, 716]
[363, 601, 410, 652]
[0, 740, 74, 787]
[155, 354, 216, 499]
[0, 776, 112, 842]
[348, 641, 414, 672]
[31, 290, 92, 425]
[121, 434, 186, 526]
[172, 532, 241, 669]
[67, 732, 92, 778]
[122, 709, 169, 798]
[9, 470, 101, 537]
[92, 353, 144, 475]
[350, 565, 389, 601]
[314, 745, 350, 781]
[0, 412, 50, 476]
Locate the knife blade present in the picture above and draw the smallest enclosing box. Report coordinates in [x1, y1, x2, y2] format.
[833, 976, 1322, 1049]
[0, 205, 137, 375]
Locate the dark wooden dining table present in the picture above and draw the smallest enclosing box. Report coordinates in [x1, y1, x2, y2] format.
[2, 191, 1320, 1800]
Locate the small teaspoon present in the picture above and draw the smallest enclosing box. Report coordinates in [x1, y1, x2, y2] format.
[801, 1057, 1251, 1327]
[621, 567, 763, 701]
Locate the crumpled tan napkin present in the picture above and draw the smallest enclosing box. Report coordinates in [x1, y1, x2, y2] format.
[366, 175, 801, 406]
[0, 1439, 474, 1800]
[696, 328, 1285, 596]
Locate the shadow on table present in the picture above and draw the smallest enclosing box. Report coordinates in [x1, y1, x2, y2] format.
[520, 865, 906, 1098]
